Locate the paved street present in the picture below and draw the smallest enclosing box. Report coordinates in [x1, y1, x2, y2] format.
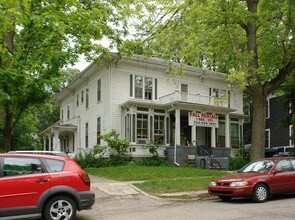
[75, 176, 295, 220]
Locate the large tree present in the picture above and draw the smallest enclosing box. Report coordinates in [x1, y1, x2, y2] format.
[0, 0, 128, 151]
[124, 0, 295, 160]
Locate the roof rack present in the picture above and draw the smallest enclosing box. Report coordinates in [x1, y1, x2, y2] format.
[8, 151, 69, 157]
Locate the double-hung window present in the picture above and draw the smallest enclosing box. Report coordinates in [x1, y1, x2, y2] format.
[137, 113, 148, 144]
[97, 79, 101, 102]
[131, 75, 155, 100]
[154, 115, 165, 144]
[85, 122, 89, 148]
[86, 88, 89, 109]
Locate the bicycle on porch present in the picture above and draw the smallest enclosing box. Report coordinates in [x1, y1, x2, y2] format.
[197, 146, 222, 170]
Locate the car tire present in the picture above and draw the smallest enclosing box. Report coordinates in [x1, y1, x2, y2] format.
[219, 196, 232, 201]
[44, 196, 77, 220]
[252, 184, 269, 203]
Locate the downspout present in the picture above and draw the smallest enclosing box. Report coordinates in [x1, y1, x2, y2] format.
[174, 107, 180, 166]
[109, 63, 112, 132]
[174, 142, 180, 166]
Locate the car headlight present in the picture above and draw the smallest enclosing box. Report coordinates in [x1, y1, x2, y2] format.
[229, 182, 248, 187]
[209, 182, 217, 186]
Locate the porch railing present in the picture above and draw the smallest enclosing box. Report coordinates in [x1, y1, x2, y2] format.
[158, 90, 228, 107]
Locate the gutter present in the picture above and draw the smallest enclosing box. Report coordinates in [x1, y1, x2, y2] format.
[174, 143, 180, 166]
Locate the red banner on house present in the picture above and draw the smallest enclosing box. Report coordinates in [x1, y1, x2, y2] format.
[188, 112, 219, 128]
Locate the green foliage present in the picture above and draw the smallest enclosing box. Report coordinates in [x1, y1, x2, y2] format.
[99, 130, 129, 157]
[108, 155, 131, 167]
[74, 153, 107, 169]
[135, 156, 171, 167]
[229, 147, 251, 171]
[75, 130, 131, 168]
[145, 139, 160, 156]
[0, 1, 129, 151]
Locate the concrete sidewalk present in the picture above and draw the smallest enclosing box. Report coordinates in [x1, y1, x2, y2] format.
[89, 175, 214, 201]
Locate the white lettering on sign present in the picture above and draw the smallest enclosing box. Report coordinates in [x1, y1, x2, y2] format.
[188, 112, 219, 128]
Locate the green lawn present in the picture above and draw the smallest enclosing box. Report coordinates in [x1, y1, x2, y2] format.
[86, 165, 228, 194]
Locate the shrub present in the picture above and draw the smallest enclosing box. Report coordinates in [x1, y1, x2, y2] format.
[99, 130, 129, 157]
[135, 156, 171, 167]
[229, 147, 250, 170]
[108, 155, 131, 166]
[145, 140, 160, 156]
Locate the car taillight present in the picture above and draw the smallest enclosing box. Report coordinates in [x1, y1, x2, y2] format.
[79, 173, 91, 186]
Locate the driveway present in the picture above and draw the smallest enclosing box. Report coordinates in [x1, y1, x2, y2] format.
[76, 175, 172, 220]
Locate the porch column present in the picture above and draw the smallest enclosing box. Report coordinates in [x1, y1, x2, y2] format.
[74, 131, 78, 151]
[53, 131, 61, 151]
[192, 126, 196, 145]
[211, 127, 216, 147]
[225, 113, 230, 148]
[43, 137, 46, 151]
[48, 135, 52, 151]
[175, 109, 181, 145]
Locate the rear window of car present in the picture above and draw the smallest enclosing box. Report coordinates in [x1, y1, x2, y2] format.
[3, 157, 43, 177]
[41, 158, 65, 172]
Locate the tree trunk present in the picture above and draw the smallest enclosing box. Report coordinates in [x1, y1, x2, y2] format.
[292, 104, 295, 155]
[250, 86, 267, 160]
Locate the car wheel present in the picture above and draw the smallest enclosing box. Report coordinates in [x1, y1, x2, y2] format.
[252, 184, 269, 203]
[219, 196, 232, 201]
[44, 196, 76, 220]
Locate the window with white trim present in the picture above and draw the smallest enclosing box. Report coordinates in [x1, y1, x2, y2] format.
[290, 125, 294, 146]
[231, 123, 239, 149]
[86, 88, 89, 109]
[137, 113, 148, 144]
[97, 79, 101, 102]
[210, 87, 227, 98]
[67, 104, 70, 120]
[85, 122, 89, 148]
[61, 109, 64, 121]
[135, 75, 143, 99]
[131, 74, 155, 100]
[154, 115, 165, 144]
[97, 117, 101, 145]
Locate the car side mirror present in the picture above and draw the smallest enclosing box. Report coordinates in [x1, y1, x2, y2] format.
[272, 168, 282, 174]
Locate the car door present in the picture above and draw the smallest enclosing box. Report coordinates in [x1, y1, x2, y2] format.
[269, 159, 294, 193]
[289, 158, 295, 191]
[0, 156, 51, 209]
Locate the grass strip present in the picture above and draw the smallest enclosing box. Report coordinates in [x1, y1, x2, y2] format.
[86, 165, 226, 181]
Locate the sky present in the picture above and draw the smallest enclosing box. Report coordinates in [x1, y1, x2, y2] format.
[71, 54, 91, 71]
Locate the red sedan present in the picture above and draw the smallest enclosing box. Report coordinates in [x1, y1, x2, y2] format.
[208, 157, 295, 202]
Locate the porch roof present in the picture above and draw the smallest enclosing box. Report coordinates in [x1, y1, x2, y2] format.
[40, 121, 77, 136]
[120, 99, 237, 114]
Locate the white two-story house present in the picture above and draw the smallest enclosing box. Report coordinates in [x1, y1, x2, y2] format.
[41, 53, 244, 157]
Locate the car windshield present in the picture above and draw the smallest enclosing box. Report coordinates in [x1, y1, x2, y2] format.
[239, 160, 275, 173]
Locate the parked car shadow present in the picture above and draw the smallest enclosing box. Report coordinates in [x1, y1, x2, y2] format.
[213, 193, 295, 204]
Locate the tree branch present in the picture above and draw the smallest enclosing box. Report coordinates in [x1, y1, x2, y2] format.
[264, 57, 295, 95]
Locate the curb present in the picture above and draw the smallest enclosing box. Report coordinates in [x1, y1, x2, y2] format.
[132, 184, 217, 201]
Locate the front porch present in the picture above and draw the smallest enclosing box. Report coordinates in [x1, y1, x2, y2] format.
[40, 121, 77, 153]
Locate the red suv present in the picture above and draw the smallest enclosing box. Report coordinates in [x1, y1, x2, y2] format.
[0, 153, 95, 219]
